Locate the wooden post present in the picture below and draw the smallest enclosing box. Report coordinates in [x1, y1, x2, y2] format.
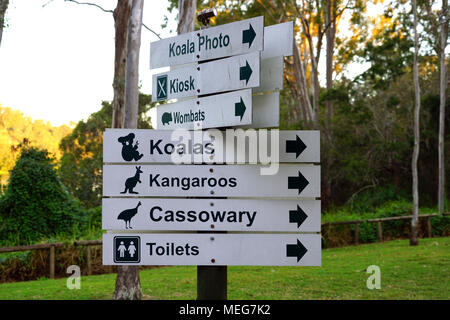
[87, 246, 92, 276]
[197, 266, 227, 300]
[194, 8, 227, 301]
[377, 221, 383, 242]
[49, 245, 55, 279]
[426, 217, 432, 238]
[354, 223, 359, 245]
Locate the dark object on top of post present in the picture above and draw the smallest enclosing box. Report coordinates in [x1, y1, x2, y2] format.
[197, 8, 217, 27]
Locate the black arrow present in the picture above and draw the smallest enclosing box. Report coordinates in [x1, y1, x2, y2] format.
[286, 135, 307, 158]
[286, 239, 308, 262]
[235, 97, 246, 121]
[240, 61, 253, 85]
[289, 205, 308, 228]
[288, 171, 309, 194]
[242, 23, 256, 48]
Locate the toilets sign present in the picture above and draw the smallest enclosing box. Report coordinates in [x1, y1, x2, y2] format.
[103, 233, 321, 266]
[150, 16, 263, 69]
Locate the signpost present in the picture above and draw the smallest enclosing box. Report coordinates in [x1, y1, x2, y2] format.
[150, 16, 264, 69]
[152, 51, 260, 101]
[103, 233, 321, 266]
[103, 129, 320, 164]
[103, 164, 320, 198]
[155, 89, 252, 129]
[103, 198, 320, 232]
[103, 15, 320, 300]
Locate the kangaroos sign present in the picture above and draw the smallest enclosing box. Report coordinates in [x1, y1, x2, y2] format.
[102, 164, 320, 198]
[150, 16, 263, 69]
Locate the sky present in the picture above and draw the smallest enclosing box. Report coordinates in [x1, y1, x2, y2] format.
[0, 0, 177, 127]
[0, 1, 394, 128]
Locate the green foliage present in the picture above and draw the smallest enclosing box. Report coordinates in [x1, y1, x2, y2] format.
[87, 205, 102, 232]
[0, 144, 87, 245]
[344, 185, 409, 213]
[323, 198, 449, 247]
[58, 94, 154, 208]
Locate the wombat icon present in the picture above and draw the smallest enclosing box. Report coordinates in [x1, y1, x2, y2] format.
[161, 112, 173, 125]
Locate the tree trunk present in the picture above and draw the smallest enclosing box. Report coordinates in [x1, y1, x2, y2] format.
[323, 0, 337, 216]
[113, 265, 142, 300]
[123, 0, 143, 128]
[113, 0, 144, 300]
[411, 0, 420, 246]
[438, 0, 448, 214]
[0, 0, 9, 47]
[325, 0, 336, 129]
[112, 0, 131, 128]
[177, 0, 196, 35]
[310, 50, 320, 126]
[292, 39, 313, 124]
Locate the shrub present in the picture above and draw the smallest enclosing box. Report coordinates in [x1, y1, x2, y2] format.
[0, 145, 87, 245]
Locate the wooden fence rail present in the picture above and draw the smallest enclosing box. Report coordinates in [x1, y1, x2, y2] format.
[0, 240, 102, 279]
[322, 212, 449, 244]
[0, 213, 448, 279]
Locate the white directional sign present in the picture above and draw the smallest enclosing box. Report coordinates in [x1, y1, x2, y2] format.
[261, 21, 293, 60]
[157, 91, 279, 130]
[152, 51, 260, 102]
[254, 56, 284, 93]
[156, 89, 252, 130]
[103, 198, 320, 232]
[240, 91, 280, 128]
[150, 16, 264, 69]
[102, 164, 320, 198]
[103, 129, 320, 164]
[103, 233, 321, 266]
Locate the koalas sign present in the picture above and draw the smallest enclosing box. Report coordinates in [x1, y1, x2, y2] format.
[103, 129, 320, 165]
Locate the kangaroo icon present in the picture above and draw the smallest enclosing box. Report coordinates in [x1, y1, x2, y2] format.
[118, 133, 144, 161]
[121, 166, 143, 194]
[117, 201, 141, 229]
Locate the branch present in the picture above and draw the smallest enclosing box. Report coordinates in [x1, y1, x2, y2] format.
[47, 0, 162, 39]
[64, 0, 113, 13]
[142, 23, 161, 39]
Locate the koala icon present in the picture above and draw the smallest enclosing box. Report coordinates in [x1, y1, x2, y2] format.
[117, 133, 144, 162]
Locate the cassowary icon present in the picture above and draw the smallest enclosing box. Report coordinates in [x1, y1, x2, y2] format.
[117, 201, 141, 229]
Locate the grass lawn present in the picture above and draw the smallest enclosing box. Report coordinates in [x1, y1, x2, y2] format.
[0, 237, 448, 300]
